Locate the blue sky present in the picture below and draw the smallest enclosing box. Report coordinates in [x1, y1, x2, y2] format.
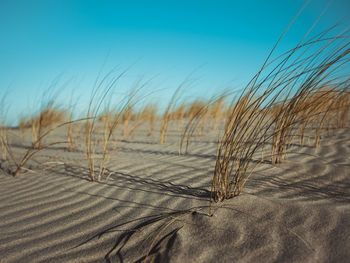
[0, 0, 349, 124]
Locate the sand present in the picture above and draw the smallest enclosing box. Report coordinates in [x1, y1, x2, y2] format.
[0, 123, 349, 262]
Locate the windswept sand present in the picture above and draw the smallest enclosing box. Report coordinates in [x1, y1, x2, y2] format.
[0, 124, 349, 262]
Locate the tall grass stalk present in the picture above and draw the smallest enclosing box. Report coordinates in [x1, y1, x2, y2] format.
[84, 70, 143, 181]
[211, 22, 350, 201]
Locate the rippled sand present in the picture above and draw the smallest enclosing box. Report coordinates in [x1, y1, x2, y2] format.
[0, 123, 349, 262]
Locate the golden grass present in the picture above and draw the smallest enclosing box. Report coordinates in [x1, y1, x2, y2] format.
[128, 103, 159, 141]
[209, 23, 350, 201]
[0, 127, 8, 161]
[159, 85, 183, 144]
[0, 92, 9, 161]
[121, 105, 135, 140]
[0, 89, 83, 177]
[66, 94, 78, 151]
[84, 70, 142, 181]
[179, 93, 229, 155]
[19, 104, 66, 149]
[3, 118, 83, 177]
[208, 95, 226, 130]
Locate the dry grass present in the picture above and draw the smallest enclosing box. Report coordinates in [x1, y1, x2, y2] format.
[0, 93, 8, 161]
[0, 93, 9, 161]
[128, 103, 158, 141]
[0, 86, 89, 177]
[144, 103, 159, 141]
[0, 128, 8, 161]
[208, 95, 226, 130]
[66, 94, 78, 151]
[179, 98, 214, 154]
[179, 93, 229, 155]
[210, 22, 350, 201]
[2, 118, 82, 177]
[159, 85, 184, 144]
[84, 70, 143, 181]
[19, 104, 66, 149]
[85, 70, 123, 181]
[120, 105, 135, 140]
[168, 104, 186, 121]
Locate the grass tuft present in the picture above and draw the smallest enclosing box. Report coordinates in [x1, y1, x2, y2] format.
[211, 23, 350, 201]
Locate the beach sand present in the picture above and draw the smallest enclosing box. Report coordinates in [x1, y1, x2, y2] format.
[0, 123, 349, 262]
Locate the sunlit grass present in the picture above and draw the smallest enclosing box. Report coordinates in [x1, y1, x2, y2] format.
[210, 23, 350, 201]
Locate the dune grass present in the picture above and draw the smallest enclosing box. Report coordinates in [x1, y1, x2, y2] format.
[84, 70, 144, 181]
[0, 86, 83, 177]
[210, 22, 350, 201]
[159, 78, 198, 144]
[120, 105, 135, 140]
[85, 70, 123, 181]
[66, 93, 79, 151]
[179, 95, 224, 154]
[127, 102, 159, 141]
[18, 100, 66, 150]
[159, 86, 182, 144]
[3, 116, 86, 177]
[0, 92, 9, 161]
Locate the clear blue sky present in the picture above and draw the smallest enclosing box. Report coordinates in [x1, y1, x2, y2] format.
[0, 0, 349, 124]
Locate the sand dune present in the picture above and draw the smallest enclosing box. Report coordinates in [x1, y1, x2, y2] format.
[0, 125, 349, 262]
